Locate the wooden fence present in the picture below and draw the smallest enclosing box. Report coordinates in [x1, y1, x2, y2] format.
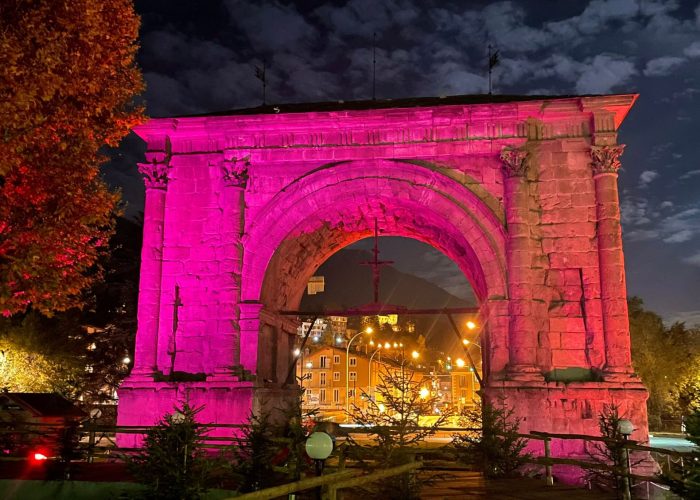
[1, 420, 695, 498]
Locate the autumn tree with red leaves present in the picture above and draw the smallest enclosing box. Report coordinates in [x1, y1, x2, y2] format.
[0, 0, 144, 316]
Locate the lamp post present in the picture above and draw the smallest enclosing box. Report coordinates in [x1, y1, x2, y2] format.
[305, 431, 334, 500]
[368, 346, 384, 400]
[345, 327, 372, 418]
[617, 419, 634, 500]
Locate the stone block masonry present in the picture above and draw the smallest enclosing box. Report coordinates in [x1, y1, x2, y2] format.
[118, 94, 649, 465]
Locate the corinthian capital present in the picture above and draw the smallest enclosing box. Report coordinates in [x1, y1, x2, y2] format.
[138, 159, 169, 190]
[591, 145, 625, 176]
[500, 146, 529, 177]
[222, 156, 250, 188]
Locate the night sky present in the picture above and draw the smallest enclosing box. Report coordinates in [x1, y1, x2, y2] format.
[108, 0, 700, 325]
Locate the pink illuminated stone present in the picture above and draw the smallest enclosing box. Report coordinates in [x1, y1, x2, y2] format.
[117, 95, 650, 475]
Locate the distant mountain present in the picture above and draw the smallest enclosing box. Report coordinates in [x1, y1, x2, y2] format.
[300, 249, 477, 353]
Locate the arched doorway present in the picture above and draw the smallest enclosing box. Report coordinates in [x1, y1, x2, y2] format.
[245, 159, 506, 392]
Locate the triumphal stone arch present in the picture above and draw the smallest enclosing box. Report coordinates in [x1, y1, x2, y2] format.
[118, 94, 649, 457]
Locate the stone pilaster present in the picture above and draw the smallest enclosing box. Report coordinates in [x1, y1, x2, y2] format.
[238, 301, 263, 375]
[591, 144, 633, 375]
[213, 155, 249, 377]
[131, 157, 169, 377]
[500, 147, 541, 380]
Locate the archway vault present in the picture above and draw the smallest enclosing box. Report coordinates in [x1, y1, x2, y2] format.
[248, 159, 508, 313]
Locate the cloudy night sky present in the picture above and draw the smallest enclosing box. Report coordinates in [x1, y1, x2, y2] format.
[109, 0, 700, 325]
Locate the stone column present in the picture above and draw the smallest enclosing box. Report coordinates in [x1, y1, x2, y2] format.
[132, 157, 169, 377]
[217, 156, 249, 376]
[591, 145, 633, 374]
[500, 147, 541, 379]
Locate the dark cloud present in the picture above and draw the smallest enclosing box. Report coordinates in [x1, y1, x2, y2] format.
[116, 0, 700, 323]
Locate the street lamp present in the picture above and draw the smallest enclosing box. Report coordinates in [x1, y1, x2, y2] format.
[305, 431, 334, 499]
[368, 345, 385, 400]
[455, 358, 466, 368]
[411, 350, 420, 360]
[346, 327, 373, 418]
[617, 419, 635, 500]
[466, 320, 477, 330]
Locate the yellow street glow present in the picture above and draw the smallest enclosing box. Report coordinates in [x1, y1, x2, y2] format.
[466, 321, 477, 330]
[411, 350, 420, 359]
[419, 387, 429, 399]
[456, 358, 466, 368]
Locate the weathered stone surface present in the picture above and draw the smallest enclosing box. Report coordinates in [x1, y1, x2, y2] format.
[118, 94, 648, 469]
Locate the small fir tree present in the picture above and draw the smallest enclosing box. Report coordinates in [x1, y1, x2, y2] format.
[583, 404, 643, 494]
[452, 399, 530, 478]
[130, 403, 212, 500]
[228, 410, 280, 492]
[279, 379, 319, 481]
[668, 408, 700, 497]
[348, 362, 451, 499]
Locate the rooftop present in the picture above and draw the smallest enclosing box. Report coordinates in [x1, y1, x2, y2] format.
[173, 93, 590, 118]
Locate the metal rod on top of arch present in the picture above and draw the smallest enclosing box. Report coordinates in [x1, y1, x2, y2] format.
[359, 218, 393, 304]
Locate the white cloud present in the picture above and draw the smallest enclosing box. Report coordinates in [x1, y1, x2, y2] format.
[682, 251, 700, 266]
[663, 230, 693, 243]
[575, 54, 637, 94]
[660, 201, 674, 209]
[639, 170, 659, 185]
[643, 56, 686, 76]
[684, 41, 700, 57]
[680, 169, 700, 180]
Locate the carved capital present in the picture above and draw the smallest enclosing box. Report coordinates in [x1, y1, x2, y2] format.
[591, 145, 625, 176]
[138, 160, 169, 190]
[500, 147, 529, 177]
[222, 156, 250, 188]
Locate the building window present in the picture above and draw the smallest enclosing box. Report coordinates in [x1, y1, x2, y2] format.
[459, 375, 467, 386]
[320, 356, 328, 368]
[320, 372, 327, 386]
[350, 357, 357, 367]
[333, 371, 340, 381]
[320, 389, 326, 403]
[349, 371, 357, 381]
[333, 389, 340, 403]
[333, 355, 340, 364]
[348, 389, 355, 398]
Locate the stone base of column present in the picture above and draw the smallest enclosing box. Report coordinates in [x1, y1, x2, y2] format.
[483, 379, 653, 484]
[507, 364, 544, 382]
[116, 378, 301, 448]
[117, 377, 254, 448]
[602, 367, 644, 385]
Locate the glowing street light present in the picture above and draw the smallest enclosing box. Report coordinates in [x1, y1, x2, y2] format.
[411, 350, 420, 360]
[293, 348, 301, 356]
[455, 358, 466, 368]
[466, 320, 477, 330]
[122, 356, 131, 365]
[346, 327, 373, 418]
[419, 387, 430, 399]
[384, 342, 391, 349]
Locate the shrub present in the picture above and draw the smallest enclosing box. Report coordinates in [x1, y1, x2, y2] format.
[452, 399, 530, 478]
[129, 402, 213, 500]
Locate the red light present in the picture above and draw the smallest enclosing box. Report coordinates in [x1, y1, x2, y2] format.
[33, 452, 48, 461]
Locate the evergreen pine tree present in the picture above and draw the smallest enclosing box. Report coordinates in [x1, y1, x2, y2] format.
[130, 403, 212, 500]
